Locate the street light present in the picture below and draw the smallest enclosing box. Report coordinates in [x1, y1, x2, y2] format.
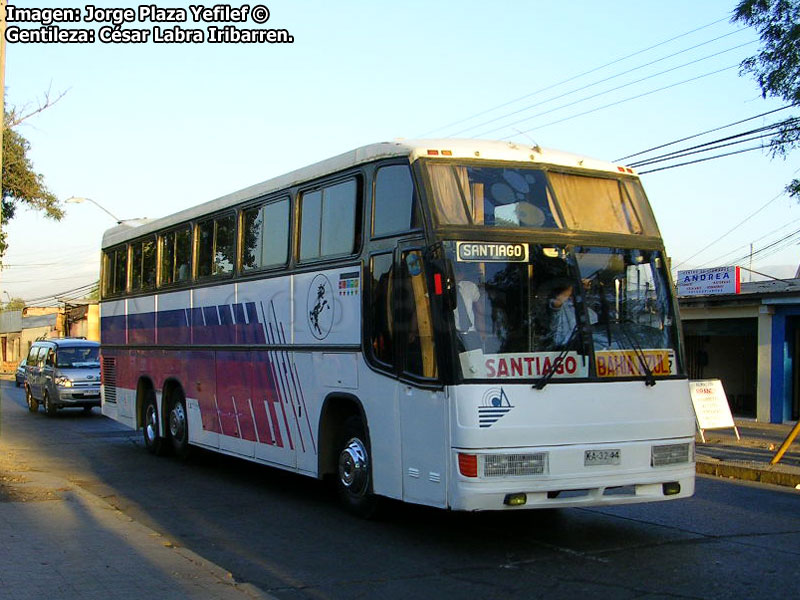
[66, 196, 122, 224]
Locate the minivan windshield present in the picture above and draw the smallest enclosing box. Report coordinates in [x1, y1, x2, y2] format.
[56, 347, 100, 368]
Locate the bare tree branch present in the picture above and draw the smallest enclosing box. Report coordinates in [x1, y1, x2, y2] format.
[6, 85, 70, 128]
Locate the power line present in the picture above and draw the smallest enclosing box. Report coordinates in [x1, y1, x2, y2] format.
[500, 64, 739, 140]
[671, 189, 787, 271]
[627, 118, 797, 168]
[21, 281, 98, 304]
[615, 104, 797, 162]
[638, 145, 765, 174]
[698, 217, 800, 267]
[453, 38, 755, 139]
[419, 15, 732, 137]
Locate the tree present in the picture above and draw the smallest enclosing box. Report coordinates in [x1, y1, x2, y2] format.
[2, 296, 24, 311]
[1, 110, 64, 258]
[733, 0, 800, 197]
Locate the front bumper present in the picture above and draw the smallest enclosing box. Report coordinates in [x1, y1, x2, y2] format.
[449, 438, 695, 511]
[55, 386, 101, 406]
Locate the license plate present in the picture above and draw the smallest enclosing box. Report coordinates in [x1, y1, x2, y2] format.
[584, 449, 621, 466]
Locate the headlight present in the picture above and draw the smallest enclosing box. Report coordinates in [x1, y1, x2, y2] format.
[652, 442, 693, 466]
[55, 376, 73, 388]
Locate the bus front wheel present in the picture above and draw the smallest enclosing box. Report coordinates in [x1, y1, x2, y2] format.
[336, 416, 378, 518]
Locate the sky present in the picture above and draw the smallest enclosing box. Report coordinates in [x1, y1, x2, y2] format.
[2, 0, 799, 304]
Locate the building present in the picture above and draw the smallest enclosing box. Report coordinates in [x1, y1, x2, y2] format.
[0, 303, 99, 371]
[679, 278, 800, 424]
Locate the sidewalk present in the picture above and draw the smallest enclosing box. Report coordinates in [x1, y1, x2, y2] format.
[695, 419, 800, 489]
[0, 446, 275, 600]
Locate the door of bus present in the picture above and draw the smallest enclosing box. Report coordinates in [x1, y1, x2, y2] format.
[395, 243, 448, 508]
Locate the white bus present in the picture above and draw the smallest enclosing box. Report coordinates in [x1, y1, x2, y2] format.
[100, 139, 695, 515]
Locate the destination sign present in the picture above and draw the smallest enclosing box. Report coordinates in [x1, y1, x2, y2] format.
[456, 242, 529, 262]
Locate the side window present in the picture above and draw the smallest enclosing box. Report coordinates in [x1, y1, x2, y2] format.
[242, 198, 290, 271]
[299, 178, 359, 261]
[197, 214, 236, 278]
[130, 237, 156, 292]
[45, 349, 55, 367]
[368, 253, 394, 368]
[396, 250, 438, 379]
[175, 226, 192, 282]
[103, 246, 128, 296]
[159, 230, 176, 286]
[159, 225, 192, 285]
[27, 346, 40, 364]
[373, 165, 420, 237]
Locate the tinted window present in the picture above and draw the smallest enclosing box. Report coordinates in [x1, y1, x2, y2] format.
[373, 165, 419, 237]
[197, 214, 235, 278]
[160, 230, 176, 285]
[159, 226, 192, 285]
[300, 178, 358, 260]
[369, 253, 394, 367]
[175, 226, 192, 282]
[104, 246, 128, 296]
[397, 250, 437, 379]
[242, 198, 290, 271]
[131, 237, 156, 292]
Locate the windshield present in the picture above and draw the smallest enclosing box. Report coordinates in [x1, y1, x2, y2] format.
[575, 247, 678, 378]
[56, 346, 100, 368]
[445, 242, 680, 381]
[422, 161, 658, 235]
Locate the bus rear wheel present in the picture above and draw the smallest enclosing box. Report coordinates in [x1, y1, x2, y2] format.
[168, 392, 191, 460]
[142, 394, 166, 456]
[336, 416, 378, 518]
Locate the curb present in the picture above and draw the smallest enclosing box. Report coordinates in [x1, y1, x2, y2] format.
[696, 456, 800, 488]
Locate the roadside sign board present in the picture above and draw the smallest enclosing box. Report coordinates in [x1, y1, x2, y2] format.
[677, 266, 740, 296]
[689, 379, 740, 442]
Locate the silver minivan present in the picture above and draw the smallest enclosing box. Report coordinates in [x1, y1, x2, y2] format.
[24, 338, 101, 416]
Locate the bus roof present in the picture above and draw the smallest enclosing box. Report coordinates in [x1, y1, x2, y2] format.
[102, 139, 636, 248]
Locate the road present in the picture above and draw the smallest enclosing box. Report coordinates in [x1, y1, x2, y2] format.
[1, 380, 799, 599]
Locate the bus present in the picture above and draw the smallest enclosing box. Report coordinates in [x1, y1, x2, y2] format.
[100, 139, 695, 515]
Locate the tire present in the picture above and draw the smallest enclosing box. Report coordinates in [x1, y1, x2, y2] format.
[25, 387, 39, 413]
[167, 391, 191, 460]
[336, 416, 379, 518]
[43, 391, 57, 417]
[142, 393, 167, 456]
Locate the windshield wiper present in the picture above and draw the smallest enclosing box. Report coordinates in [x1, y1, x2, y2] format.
[617, 320, 656, 387]
[533, 324, 578, 390]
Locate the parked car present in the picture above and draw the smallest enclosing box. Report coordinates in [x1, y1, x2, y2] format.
[24, 338, 101, 416]
[15, 357, 26, 387]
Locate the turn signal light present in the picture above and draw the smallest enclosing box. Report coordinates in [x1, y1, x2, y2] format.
[458, 453, 478, 477]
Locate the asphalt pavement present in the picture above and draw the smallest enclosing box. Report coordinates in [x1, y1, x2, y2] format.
[1, 371, 799, 598]
[0, 379, 275, 600]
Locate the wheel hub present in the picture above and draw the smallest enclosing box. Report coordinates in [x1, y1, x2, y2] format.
[145, 405, 158, 444]
[169, 402, 186, 441]
[338, 438, 369, 496]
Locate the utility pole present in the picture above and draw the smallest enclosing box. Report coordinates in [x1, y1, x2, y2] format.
[0, 0, 7, 309]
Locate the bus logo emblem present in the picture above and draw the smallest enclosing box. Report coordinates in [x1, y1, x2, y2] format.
[307, 274, 335, 340]
[478, 387, 513, 428]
